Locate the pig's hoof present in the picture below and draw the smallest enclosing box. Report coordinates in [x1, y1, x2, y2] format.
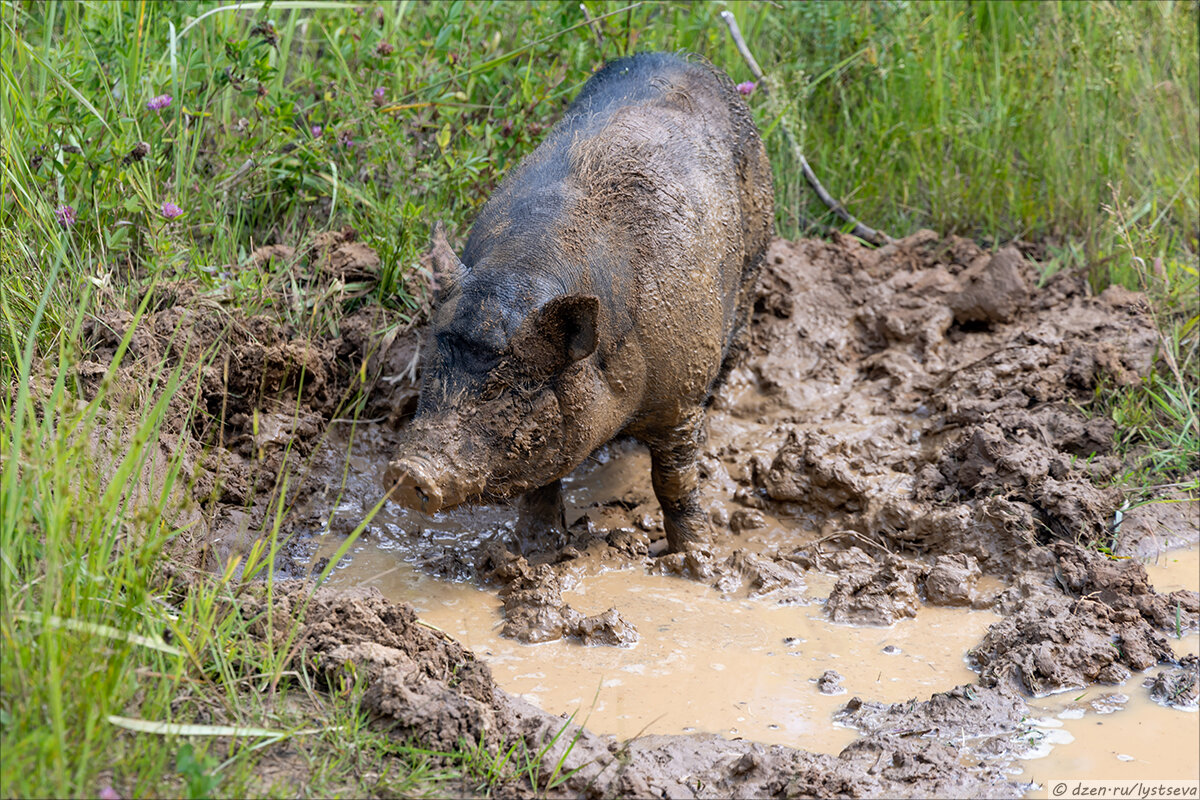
[384, 458, 443, 513]
[651, 548, 714, 581]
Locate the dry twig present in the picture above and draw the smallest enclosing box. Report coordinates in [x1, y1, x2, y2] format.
[720, 10, 892, 246]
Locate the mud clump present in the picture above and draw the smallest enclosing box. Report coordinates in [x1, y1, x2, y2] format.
[486, 548, 637, 645]
[946, 245, 1029, 325]
[714, 549, 807, 602]
[816, 670, 845, 695]
[1144, 654, 1199, 710]
[274, 586, 497, 751]
[969, 544, 1199, 696]
[924, 553, 982, 607]
[838, 683, 1026, 740]
[827, 555, 924, 626]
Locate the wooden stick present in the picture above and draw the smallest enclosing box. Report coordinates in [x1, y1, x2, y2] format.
[720, 10, 892, 246]
[579, 4, 604, 48]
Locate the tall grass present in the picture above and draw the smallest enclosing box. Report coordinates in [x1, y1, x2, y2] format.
[0, 277, 511, 795]
[4, 1, 1195, 357]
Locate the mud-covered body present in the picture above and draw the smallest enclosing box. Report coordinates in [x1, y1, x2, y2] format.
[386, 52, 773, 552]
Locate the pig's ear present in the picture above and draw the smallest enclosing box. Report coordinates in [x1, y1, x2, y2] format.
[429, 221, 466, 290]
[514, 294, 599, 373]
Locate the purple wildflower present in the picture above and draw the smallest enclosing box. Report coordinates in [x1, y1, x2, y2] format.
[146, 94, 173, 111]
[736, 81, 756, 96]
[161, 201, 183, 220]
[54, 205, 76, 227]
[98, 787, 121, 800]
[339, 131, 355, 149]
[311, 125, 323, 138]
[373, 87, 386, 99]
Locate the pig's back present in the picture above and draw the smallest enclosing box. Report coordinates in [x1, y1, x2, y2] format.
[565, 54, 771, 418]
[464, 53, 772, 423]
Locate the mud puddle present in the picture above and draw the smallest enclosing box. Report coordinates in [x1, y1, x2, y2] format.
[317, 531, 1002, 754]
[78, 228, 1197, 797]
[287, 231, 1198, 797]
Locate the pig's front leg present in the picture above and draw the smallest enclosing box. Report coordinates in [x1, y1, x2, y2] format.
[513, 479, 568, 555]
[648, 417, 710, 554]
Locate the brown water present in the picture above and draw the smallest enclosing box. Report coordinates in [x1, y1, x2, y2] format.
[322, 542, 999, 754]
[317, 523, 1198, 794]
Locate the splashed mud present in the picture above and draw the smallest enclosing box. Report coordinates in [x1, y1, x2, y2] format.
[77, 231, 1199, 797]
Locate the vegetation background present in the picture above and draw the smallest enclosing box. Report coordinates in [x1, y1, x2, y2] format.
[2, 1, 1197, 797]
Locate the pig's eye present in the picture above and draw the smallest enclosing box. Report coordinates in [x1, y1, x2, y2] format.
[441, 333, 499, 373]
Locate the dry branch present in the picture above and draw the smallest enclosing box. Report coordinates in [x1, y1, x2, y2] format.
[720, 10, 892, 246]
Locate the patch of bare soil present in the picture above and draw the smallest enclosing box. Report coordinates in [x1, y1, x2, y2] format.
[76, 230, 1198, 797]
[70, 229, 401, 578]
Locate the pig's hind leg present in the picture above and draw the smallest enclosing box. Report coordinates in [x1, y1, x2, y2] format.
[647, 414, 710, 554]
[513, 479, 569, 556]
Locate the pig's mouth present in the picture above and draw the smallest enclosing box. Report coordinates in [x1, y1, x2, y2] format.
[384, 455, 484, 514]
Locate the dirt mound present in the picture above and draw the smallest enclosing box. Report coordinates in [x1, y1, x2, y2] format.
[73, 234, 421, 577]
[1145, 654, 1199, 710]
[261, 585, 498, 751]
[741, 234, 1153, 571]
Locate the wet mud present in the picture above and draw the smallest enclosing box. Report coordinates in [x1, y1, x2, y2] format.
[77, 230, 1199, 797]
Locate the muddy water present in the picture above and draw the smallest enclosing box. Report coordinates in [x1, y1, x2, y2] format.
[312, 421, 1005, 755]
[320, 541, 999, 754]
[309, 419, 1197, 788]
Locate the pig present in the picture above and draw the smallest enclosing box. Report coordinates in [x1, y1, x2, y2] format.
[384, 52, 773, 554]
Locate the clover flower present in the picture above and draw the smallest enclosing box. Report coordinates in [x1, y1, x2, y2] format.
[311, 125, 323, 138]
[54, 205, 76, 227]
[146, 94, 173, 111]
[161, 201, 183, 220]
[736, 81, 756, 96]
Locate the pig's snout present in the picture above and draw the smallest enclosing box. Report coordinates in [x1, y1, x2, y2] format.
[384, 457, 445, 513]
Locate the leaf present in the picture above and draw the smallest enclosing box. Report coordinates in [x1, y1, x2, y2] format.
[107, 716, 334, 738]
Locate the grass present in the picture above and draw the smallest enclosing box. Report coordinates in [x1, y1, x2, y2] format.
[1, 1, 1197, 797]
